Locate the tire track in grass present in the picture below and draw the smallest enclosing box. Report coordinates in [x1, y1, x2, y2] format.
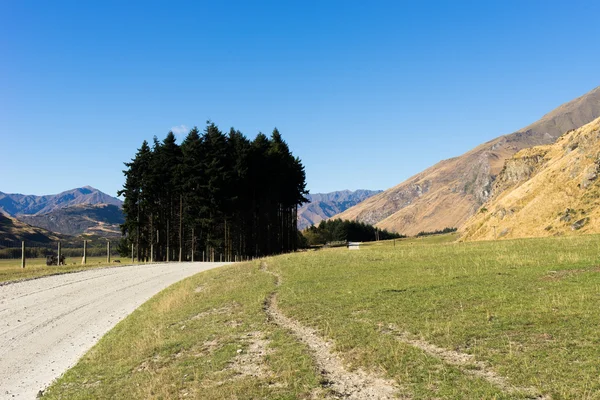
[260, 262, 401, 400]
[381, 326, 550, 399]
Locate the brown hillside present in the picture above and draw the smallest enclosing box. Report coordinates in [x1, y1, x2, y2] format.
[461, 117, 600, 240]
[0, 213, 62, 245]
[18, 204, 123, 237]
[335, 86, 600, 235]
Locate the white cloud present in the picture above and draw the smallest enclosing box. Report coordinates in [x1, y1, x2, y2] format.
[171, 124, 189, 136]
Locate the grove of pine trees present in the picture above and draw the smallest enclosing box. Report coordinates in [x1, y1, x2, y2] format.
[302, 219, 405, 246]
[118, 122, 308, 262]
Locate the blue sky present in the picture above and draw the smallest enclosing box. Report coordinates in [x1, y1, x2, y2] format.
[1, 1, 599, 197]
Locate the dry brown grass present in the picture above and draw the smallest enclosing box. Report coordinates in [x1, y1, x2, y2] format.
[462, 117, 600, 241]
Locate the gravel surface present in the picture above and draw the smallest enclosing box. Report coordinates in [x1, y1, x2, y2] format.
[0, 262, 228, 399]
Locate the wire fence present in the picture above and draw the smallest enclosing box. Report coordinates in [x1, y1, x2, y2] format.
[0, 240, 120, 261]
[0, 239, 256, 266]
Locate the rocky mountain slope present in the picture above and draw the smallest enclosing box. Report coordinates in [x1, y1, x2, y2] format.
[297, 190, 381, 230]
[0, 186, 122, 216]
[461, 117, 600, 240]
[335, 86, 600, 235]
[18, 204, 124, 237]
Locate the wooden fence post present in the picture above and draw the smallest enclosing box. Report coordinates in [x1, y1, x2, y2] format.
[107, 241, 111, 264]
[21, 241, 25, 269]
[57, 241, 61, 266]
[82, 240, 87, 265]
[131, 243, 134, 263]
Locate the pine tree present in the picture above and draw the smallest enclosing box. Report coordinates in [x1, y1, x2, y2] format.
[119, 122, 308, 261]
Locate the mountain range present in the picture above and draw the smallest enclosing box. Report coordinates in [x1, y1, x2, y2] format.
[1, 186, 380, 238]
[0, 186, 122, 217]
[297, 189, 382, 230]
[335, 86, 600, 235]
[0, 187, 123, 237]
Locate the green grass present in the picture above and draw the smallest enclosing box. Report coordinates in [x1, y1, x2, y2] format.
[0, 257, 135, 283]
[45, 234, 600, 399]
[43, 261, 321, 399]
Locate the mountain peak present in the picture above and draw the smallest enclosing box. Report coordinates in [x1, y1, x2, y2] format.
[0, 187, 122, 217]
[76, 186, 96, 195]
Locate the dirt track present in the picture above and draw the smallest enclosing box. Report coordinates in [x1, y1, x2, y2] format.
[0, 262, 227, 399]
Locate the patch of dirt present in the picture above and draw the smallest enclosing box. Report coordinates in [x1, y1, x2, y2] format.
[135, 354, 163, 373]
[204, 331, 280, 390]
[261, 262, 401, 400]
[229, 331, 273, 380]
[189, 302, 240, 320]
[194, 285, 205, 293]
[188, 339, 222, 358]
[541, 266, 600, 281]
[383, 324, 550, 399]
[226, 319, 243, 328]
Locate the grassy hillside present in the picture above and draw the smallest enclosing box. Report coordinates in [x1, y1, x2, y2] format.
[462, 117, 600, 240]
[45, 234, 600, 399]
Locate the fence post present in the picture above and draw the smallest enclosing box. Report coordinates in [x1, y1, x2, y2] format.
[57, 241, 61, 266]
[131, 243, 134, 263]
[150, 244, 154, 263]
[21, 241, 25, 269]
[82, 240, 87, 265]
[107, 241, 111, 264]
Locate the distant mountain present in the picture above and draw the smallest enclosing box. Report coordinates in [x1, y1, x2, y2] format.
[0, 186, 122, 217]
[336, 86, 600, 235]
[0, 187, 123, 238]
[18, 204, 124, 237]
[297, 189, 382, 230]
[461, 117, 600, 240]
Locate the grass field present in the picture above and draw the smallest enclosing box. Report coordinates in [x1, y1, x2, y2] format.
[0, 256, 135, 283]
[43, 234, 600, 399]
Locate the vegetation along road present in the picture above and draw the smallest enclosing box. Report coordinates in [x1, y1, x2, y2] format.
[0, 262, 228, 399]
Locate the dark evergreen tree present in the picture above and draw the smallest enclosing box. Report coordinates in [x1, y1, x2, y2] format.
[119, 122, 308, 261]
[118, 140, 152, 261]
[301, 219, 405, 246]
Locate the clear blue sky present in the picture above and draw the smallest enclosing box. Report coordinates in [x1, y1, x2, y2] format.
[1, 0, 599, 197]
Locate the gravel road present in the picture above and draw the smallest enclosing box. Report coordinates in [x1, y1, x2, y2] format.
[0, 262, 228, 399]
